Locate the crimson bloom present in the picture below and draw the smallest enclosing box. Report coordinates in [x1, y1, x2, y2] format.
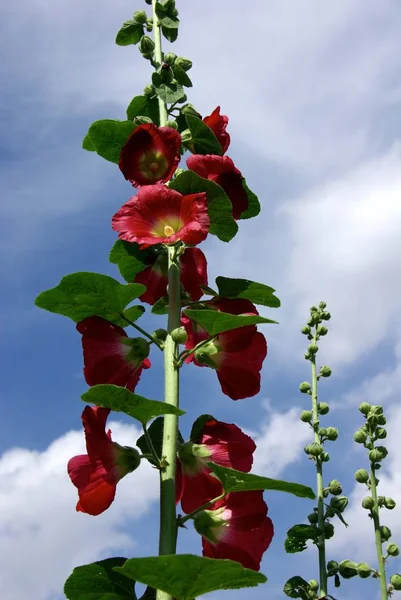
[182, 298, 267, 400]
[176, 418, 256, 514]
[119, 123, 181, 187]
[194, 490, 274, 571]
[76, 316, 151, 391]
[135, 247, 208, 305]
[203, 106, 230, 154]
[68, 406, 141, 515]
[186, 154, 248, 220]
[112, 184, 210, 249]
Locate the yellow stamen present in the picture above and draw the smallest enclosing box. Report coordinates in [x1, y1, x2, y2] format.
[164, 225, 175, 237]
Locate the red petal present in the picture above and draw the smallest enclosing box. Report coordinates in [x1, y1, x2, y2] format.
[180, 471, 224, 514]
[200, 420, 256, 472]
[203, 107, 230, 154]
[135, 263, 168, 305]
[180, 247, 208, 301]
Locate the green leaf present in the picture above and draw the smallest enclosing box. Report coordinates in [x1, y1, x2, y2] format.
[82, 385, 185, 425]
[162, 25, 179, 43]
[152, 73, 185, 104]
[284, 524, 319, 554]
[185, 114, 223, 156]
[126, 95, 160, 125]
[190, 414, 214, 443]
[183, 309, 277, 336]
[116, 20, 144, 46]
[169, 170, 238, 242]
[283, 576, 310, 599]
[151, 296, 169, 315]
[173, 64, 192, 88]
[109, 240, 157, 283]
[64, 557, 136, 600]
[215, 276, 281, 308]
[124, 305, 145, 323]
[114, 555, 267, 600]
[208, 464, 316, 499]
[35, 272, 146, 327]
[82, 133, 96, 152]
[239, 179, 261, 220]
[284, 535, 308, 554]
[83, 120, 137, 164]
[136, 416, 184, 466]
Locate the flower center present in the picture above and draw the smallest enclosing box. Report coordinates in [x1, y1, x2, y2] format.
[139, 151, 168, 181]
[149, 161, 160, 173]
[164, 225, 175, 237]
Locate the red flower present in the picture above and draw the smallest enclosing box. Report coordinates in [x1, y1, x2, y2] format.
[76, 316, 151, 391]
[186, 155, 248, 220]
[203, 106, 230, 153]
[68, 406, 141, 515]
[177, 418, 256, 514]
[112, 184, 210, 249]
[182, 298, 267, 400]
[194, 491, 274, 571]
[119, 124, 181, 187]
[135, 247, 208, 305]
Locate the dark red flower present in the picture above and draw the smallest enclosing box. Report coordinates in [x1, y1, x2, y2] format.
[119, 123, 181, 187]
[112, 184, 210, 248]
[194, 491, 274, 571]
[186, 155, 248, 220]
[76, 316, 151, 391]
[203, 106, 230, 154]
[68, 406, 141, 515]
[135, 247, 208, 305]
[177, 418, 256, 513]
[181, 298, 267, 400]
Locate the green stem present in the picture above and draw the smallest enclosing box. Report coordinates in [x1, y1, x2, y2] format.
[120, 313, 164, 350]
[152, 0, 168, 126]
[311, 332, 327, 597]
[369, 457, 388, 599]
[177, 493, 226, 527]
[157, 246, 181, 600]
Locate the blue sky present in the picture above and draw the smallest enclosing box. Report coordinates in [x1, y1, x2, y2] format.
[1, 1, 401, 599]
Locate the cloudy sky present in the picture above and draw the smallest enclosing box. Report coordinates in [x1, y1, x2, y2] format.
[1, 0, 401, 599]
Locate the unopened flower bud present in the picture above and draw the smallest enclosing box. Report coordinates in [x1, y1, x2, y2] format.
[171, 327, 187, 344]
[324, 523, 335, 539]
[320, 365, 332, 377]
[308, 344, 318, 354]
[377, 414, 387, 425]
[380, 526, 392, 542]
[325, 427, 338, 441]
[384, 497, 396, 510]
[321, 452, 330, 462]
[319, 301, 327, 309]
[180, 128, 193, 144]
[159, 64, 174, 83]
[299, 381, 311, 394]
[123, 337, 150, 363]
[321, 311, 331, 320]
[134, 115, 153, 124]
[308, 580, 319, 592]
[387, 543, 400, 557]
[371, 405, 384, 415]
[367, 414, 379, 427]
[310, 305, 318, 312]
[319, 427, 327, 437]
[139, 35, 155, 55]
[305, 442, 323, 457]
[133, 10, 147, 24]
[362, 496, 374, 510]
[152, 328, 167, 342]
[163, 52, 176, 65]
[145, 17, 153, 31]
[359, 402, 371, 415]
[175, 56, 193, 71]
[165, 120, 178, 130]
[390, 574, 401, 590]
[354, 429, 367, 443]
[144, 0, 152, 4]
[355, 469, 369, 484]
[307, 512, 318, 524]
[318, 402, 330, 415]
[328, 480, 342, 495]
[357, 563, 372, 578]
[330, 496, 348, 512]
[369, 448, 384, 462]
[339, 560, 358, 579]
[143, 84, 155, 97]
[301, 325, 311, 335]
[317, 325, 328, 336]
[377, 445, 388, 459]
[180, 103, 201, 118]
[300, 410, 313, 423]
[376, 427, 387, 439]
[327, 560, 339, 576]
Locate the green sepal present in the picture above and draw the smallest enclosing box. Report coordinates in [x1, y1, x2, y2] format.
[64, 557, 135, 600]
[183, 309, 277, 336]
[82, 119, 137, 163]
[126, 95, 160, 125]
[185, 114, 223, 156]
[173, 64, 192, 87]
[215, 276, 280, 308]
[116, 20, 144, 46]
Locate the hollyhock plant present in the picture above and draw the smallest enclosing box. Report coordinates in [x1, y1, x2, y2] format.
[203, 106, 230, 153]
[186, 154, 248, 220]
[68, 406, 141, 515]
[76, 316, 151, 390]
[194, 490, 274, 571]
[177, 418, 256, 513]
[135, 247, 208, 305]
[119, 123, 181, 186]
[182, 298, 267, 400]
[112, 184, 210, 248]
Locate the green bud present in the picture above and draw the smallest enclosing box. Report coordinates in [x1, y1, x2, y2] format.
[377, 414, 387, 425]
[317, 325, 328, 336]
[319, 427, 327, 437]
[380, 526, 392, 542]
[164, 52, 177, 65]
[324, 523, 335, 539]
[180, 103, 201, 118]
[328, 480, 343, 495]
[355, 469, 369, 484]
[362, 496, 374, 510]
[310, 305, 318, 312]
[327, 560, 339, 576]
[305, 442, 323, 457]
[122, 337, 150, 363]
[371, 404, 384, 415]
[175, 56, 193, 71]
[390, 574, 401, 590]
[326, 427, 339, 441]
[321, 451, 330, 462]
[319, 301, 327, 309]
[152, 328, 167, 342]
[143, 84, 155, 97]
[339, 560, 358, 579]
[308, 580, 319, 592]
[300, 410, 313, 423]
[384, 497, 396, 510]
[159, 64, 174, 83]
[165, 120, 178, 130]
[299, 381, 311, 393]
[180, 128, 192, 144]
[171, 327, 187, 344]
[321, 311, 331, 320]
[320, 365, 332, 377]
[304, 352, 311, 361]
[134, 115, 153, 125]
[144, 0, 152, 4]
[145, 17, 153, 31]
[330, 496, 348, 512]
[377, 445, 388, 459]
[113, 443, 141, 477]
[334, 574, 340, 587]
[367, 414, 379, 427]
[301, 325, 311, 335]
[374, 463, 382, 470]
[376, 427, 387, 439]
[354, 429, 367, 443]
[387, 543, 400, 557]
[357, 563, 372, 578]
[378, 496, 386, 507]
[139, 35, 155, 55]
[359, 402, 371, 415]
[133, 10, 147, 24]
[307, 512, 318, 524]
[369, 448, 384, 462]
[318, 402, 330, 415]
[308, 344, 319, 354]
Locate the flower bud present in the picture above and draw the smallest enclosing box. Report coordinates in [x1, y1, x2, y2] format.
[134, 115, 153, 125]
[307, 512, 318, 524]
[390, 574, 401, 591]
[357, 563, 372, 578]
[308, 580, 319, 592]
[359, 402, 371, 415]
[362, 496, 374, 510]
[180, 128, 193, 144]
[152, 328, 167, 342]
[139, 35, 155, 56]
[378, 495, 385, 507]
[299, 381, 311, 394]
[175, 56, 193, 71]
[327, 560, 339, 576]
[180, 103, 201, 118]
[384, 497, 396, 510]
[369, 448, 384, 462]
[325, 427, 339, 441]
[143, 84, 155, 97]
[318, 402, 330, 415]
[367, 414, 379, 427]
[330, 496, 348, 513]
[159, 64, 174, 83]
[321, 452, 330, 462]
[114, 443, 141, 476]
[317, 325, 328, 336]
[145, 17, 153, 31]
[164, 52, 177, 65]
[305, 442, 323, 457]
[308, 344, 319, 354]
[374, 463, 381, 470]
[380, 526, 392, 542]
[355, 469, 369, 484]
[339, 560, 358, 579]
[324, 523, 334, 539]
[165, 120, 178, 130]
[321, 311, 331, 320]
[301, 325, 311, 335]
[376, 427, 387, 439]
[387, 543, 400, 557]
[144, 0, 152, 4]
[123, 337, 150, 363]
[300, 410, 313, 423]
[171, 327, 187, 344]
[371, 404, 384, 415]
[320, 365, 331, 377]
[319, 427, 327, 437]
[377, 414, 387, 425]
[310, 305, 318, 312]
[354, 429, 367, 443]
[328, 480, 342, 495]
[319, 301, 327, 309]
[133, 10, 147, 24]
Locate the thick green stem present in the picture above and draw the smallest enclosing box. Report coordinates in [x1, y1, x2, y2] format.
[311, 334, 327, 597]
[152, 0, 168, 126]
[157, 246, 181, 600]
[369, 460, 388, 599]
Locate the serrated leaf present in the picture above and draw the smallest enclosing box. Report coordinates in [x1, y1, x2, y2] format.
[109, 240, 157, 283]
[239, 179, 261, 220]
[151, 296, 169, 315]
[285, 524, 320, 553]
[208, 464, 316, 499]
[136, 416, 184, 466]
[116, 20, 144, 46]
[124, 305, 145, 323]
[35, 272, 146, 327]
[82, 133, 96, 152]
[84, 120, 137, 164]
[283, 576, 310, 599]
[169, 170, 238, 242]
[160, 16, 179, 29]
[183, 309, 277, 336]
[173, 64, 192, 88]
[185, 114, 223, 156]
[82, 385, 185, 425]
[162, 25, 179, 43]
[190, 414, 214, 443]
[152, 73, 185, 104]
[126, 95, 160, 125]
[215, 276, 280, 308]
[114, 555, 267, 600]
[64, 557, 135, 600]
[284, 535, 308, 554]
